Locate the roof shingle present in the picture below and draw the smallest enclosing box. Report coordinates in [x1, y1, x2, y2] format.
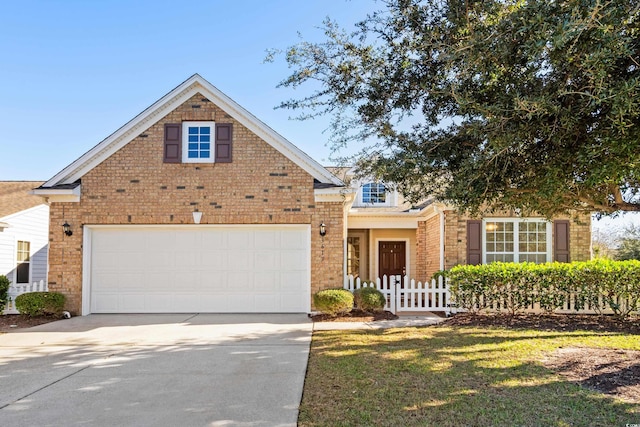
[0, 181, 46, 218]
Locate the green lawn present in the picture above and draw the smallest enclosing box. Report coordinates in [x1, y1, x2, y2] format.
[298, 325, 640, 427]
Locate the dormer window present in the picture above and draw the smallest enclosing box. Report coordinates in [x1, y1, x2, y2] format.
[362, 182, 387, 204]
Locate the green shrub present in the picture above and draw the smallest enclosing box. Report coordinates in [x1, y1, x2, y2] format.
[15, 292, 66, 317]
[313, 289, 354, 316]
[353, 287, 386, 312]
[0, 275, 9, 312]
[445, 260, 640, 317]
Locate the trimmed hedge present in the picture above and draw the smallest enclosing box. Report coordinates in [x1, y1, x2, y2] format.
[445, 260, 640, 317]
[15, 292, 66, 317]
[313, 289, 354, 316]
[0, 275, 9, 312]
[353, 287, 386, 312]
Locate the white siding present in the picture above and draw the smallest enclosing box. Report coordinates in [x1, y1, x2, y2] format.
[0, 204, 49, 284]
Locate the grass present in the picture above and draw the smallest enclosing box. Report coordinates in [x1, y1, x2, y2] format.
[298, 325, 640, 427]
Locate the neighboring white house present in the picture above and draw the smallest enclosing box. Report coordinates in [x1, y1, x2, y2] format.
[0, 182, 49, 287]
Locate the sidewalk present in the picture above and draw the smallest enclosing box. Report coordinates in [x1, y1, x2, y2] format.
[313, 314, 445, 331]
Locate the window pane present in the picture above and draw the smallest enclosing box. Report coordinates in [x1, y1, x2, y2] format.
[200, 135, 210, 142]
[200, 151, 210, 158]
[188, 127, 198, 134]
[199, 127, 210, 134]
[17, 262, 29, 283]
[188, 151, 198, 158]
[504, 222, 514, 231]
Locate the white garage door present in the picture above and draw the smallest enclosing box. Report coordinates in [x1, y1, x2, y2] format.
[86, 225, 310, 313]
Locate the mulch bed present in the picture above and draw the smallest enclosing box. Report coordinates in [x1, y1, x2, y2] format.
[0, 314, 62, 332]
[543, 347, 640, 403]
[310, 309, 398, 322]
[441, 312, 640, 334]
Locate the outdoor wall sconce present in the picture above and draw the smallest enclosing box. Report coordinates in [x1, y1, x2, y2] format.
[319, 222, 327, 237]
[192, 209, 203, 224]
[62, 222, 73, 236]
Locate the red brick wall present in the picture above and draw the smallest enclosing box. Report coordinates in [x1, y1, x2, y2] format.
[47, 93, 345, 314]
[442, 210, 591, 268]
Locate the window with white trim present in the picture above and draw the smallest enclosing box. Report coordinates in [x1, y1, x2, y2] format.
[484, 219, 550, 264]
[361, 182, 387, 204]
[182, 121, 214, 163]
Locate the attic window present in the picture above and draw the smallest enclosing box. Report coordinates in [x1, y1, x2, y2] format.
[183, 122, 213, 163]
[362, 182, 387, 204]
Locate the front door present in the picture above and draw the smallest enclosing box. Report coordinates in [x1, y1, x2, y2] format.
[378, 241, 406, 282]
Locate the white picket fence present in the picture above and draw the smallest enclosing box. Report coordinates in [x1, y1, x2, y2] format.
[345, 274, 634, 316]
[3, 280, 48, 314]
[344, 275, 453, 315]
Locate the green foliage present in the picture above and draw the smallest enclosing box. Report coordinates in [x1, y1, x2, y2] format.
[615, 225, 640, 261]
[0, 275, 9, 312]
[353, 286, 386, 312]
[273, 0, 640, 217]
[313, 289, 354, 316]
[446, 260, 640, 317]
[15, 292, 66, 317]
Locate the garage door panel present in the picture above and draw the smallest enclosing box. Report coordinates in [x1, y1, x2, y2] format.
[281, 230, 306, 248]
[201, 251, 228, 269]
[281, 251, 305, 269]
[228, 251, 253, 270]
[255, 231, 280, 249]
[254, 271, 277, 291]
[281, 271, 306, 292]
[255, 251, 279, 270]
[89, 226, 310, 313]
[201, 232, 227, 250]
[228, 231, 253, 249]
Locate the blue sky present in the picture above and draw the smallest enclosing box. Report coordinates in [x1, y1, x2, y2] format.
[0, 0, 376, 181]
[0, 0, 637, 230]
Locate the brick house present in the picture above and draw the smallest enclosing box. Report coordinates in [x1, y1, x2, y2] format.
[333, 168, 591, 286]
[34, 74, 591, 315]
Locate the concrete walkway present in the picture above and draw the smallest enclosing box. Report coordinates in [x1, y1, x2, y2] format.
[0, 314, 312, 427]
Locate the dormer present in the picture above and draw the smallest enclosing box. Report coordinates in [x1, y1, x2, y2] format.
[353, 180, 398, 207]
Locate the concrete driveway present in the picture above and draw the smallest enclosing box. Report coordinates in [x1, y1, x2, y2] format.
[0, 313, 312, 427]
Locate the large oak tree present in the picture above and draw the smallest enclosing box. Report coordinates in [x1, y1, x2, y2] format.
[273, 0, 640, 217]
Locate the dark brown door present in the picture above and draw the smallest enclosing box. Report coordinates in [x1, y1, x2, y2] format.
[379, 241, 406, 281]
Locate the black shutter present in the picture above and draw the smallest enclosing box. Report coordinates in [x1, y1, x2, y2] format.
[554, 220, 570, 262]
[467, 220, 482, 265]
[215, 123, 232, 163]
[164, 123, 181, 163]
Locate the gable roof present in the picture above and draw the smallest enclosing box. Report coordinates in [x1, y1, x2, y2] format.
[41, 74, 343, 188]
[0, 181, 46, 218]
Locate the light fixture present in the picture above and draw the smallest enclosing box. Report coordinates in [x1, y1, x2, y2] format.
[319, 222, 327, 236]
[192, 209, 203, 224]
[62, 221, 73, 236]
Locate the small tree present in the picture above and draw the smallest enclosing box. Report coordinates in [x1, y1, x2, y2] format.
[616, 225, 640, 261]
